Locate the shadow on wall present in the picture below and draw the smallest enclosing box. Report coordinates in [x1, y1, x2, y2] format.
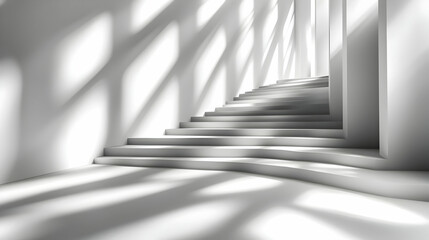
[0, 0, 295, 183]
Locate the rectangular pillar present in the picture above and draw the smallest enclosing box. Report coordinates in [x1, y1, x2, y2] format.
[294, 0, 315, 78]
[343, 0, 379, 147]
[329, 0, 343, 120]
[379, 0, 429, 169]
[315, 0, 329, 76]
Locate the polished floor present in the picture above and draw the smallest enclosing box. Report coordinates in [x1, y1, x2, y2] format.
[0, 165, 428, 240]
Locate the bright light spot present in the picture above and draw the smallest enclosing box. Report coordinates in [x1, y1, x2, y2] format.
[133, 80, 178, 136]
[0, 166, 142, 206]
[123, 23, 178, 131]
[237, 28, 254, 72]
[195, 66, 226, 116]
[347, 0, 377, 33]
[0, 59, 21, 182]
[131, 0, 173, 33]
[0, 181, 180, 239]
[54, 13, 112, 104]
[54, 84, 108, 167]
[263, 0, 278, 48]
[198, 176, 282, 196]
[264, 44, 279, 85]
[195, 28, 226, 102]
[290, 52, 296, 77]
[297, 190, 428, 225]
[148, 169, 219, 181]
[0, 0, 6, 7]
[309, 0, 316, 76]
[95, 201, 242, 240]
[283, 3, 295, 44]
[238, 59, 254, 93]
[244, 208, 356, 240]
[197, 0, 225, 28]
[239, 0, 254, 24]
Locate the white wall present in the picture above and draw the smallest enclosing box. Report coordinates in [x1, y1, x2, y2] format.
[379, 0, 429, 169]
[0, 0, 295, 184]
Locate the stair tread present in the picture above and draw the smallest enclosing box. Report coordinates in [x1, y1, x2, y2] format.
[128, 136, 344, 139]
[191, 115, 333, 122]
[170, 127, 341, 129]
[107, 145, 377, 155]
[94, 155, 409, 176]
[94, 156, 429, 201]
[127, 136, 349, 147]
[166, 128, 343, 137]
[215, 104, 328, 112]
[205, 109, 329, 116]
[179, 122, 341, 128]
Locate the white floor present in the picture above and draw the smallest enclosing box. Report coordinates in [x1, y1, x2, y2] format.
[0, 165, 428, 240]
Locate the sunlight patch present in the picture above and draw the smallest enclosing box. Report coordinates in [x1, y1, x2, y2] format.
[297, 189, 428, 225]
[244, 208, 357, 240]
[0, 59, 21, 182]
[197, 176, 282, 196]
[131, 0, 173, 33]
[93, 200, 242, 240]
[197, 0, 226, 28]
[54, 13, 112, 104]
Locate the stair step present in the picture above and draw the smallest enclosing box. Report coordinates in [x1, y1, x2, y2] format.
[127, 136, 349, 147]
[242, 88, 328, 97]
[205, 108, 329, 116]
[191, 115, 333, 122]
[260, 80, 329, 90]
[276, 76, 329, 84]
[94, 156, 429, 201]
[215, 104, 328, 112]
[102, 146, 382, 169]
[216, 105, 294, 112]
[226, 97, 304, 104]
[236, 88, 328, 100]
[224, 100, 305, 108]
[179, 121, 342, 129]
[165, 128, 343, 137]
[252, 82, 328, 92]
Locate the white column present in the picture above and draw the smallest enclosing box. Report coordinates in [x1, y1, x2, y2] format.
[315, 0, 329, 76]
[329, 0, 342, 120]
[294, 0, 315, 78]
[343, 0, 379, 147]
[379, 0, 429, 169]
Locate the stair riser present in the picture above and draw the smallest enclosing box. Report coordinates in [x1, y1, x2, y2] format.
[236, 90, 328, 100]
[253, 82, 328, 92]
[261, 81, 328, 89]
[224, 101, 304, 108]
[234, 91, 327, 98]
[191, 115, 333, 122]
[215, 104, 328, 112]
[103, 148, 377, 169]
[165, 129, 343, 137]
[205, 109, 329, 116]
[216, 106, 295, 112]
[276, 76, 329, 84]
[242, 88, 327, 97]
[227, 97, 304, 104]
[127, 138, 349, 147]
[179, 122, 342, 129]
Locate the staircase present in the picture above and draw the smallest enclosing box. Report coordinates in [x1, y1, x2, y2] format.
[95, 76, 429, 201]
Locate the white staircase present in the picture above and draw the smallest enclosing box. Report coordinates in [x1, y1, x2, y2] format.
[95, 76, 429, 201]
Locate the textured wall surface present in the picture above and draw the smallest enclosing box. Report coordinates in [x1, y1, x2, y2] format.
[0, 0, 295, 183]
